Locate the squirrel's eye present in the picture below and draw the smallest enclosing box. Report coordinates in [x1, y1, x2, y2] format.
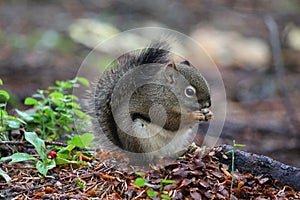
[184, 86, 196, 97]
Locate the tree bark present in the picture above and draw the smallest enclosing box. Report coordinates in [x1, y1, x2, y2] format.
[215, 144, 300, 191]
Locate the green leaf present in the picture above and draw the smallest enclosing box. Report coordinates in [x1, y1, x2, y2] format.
[67, 102, 81, 109]
[145, 182, 154, 188]
[0, 110, 8, 117]
[48, 86, 58, 90]
[5, 116, 26, 127]
[16, 109, 34, 121]
[73, 109, 86, 118]
[55, 157, 72, 165]
[75, 178, 85, 189]
[0, 103, 6, 108]
[0, 79, 3, 85]
[0, 153, 37, 163]
[7, 120, 20, 129]
[147, 189, 157, 197]
[17, 118, 26, 125]
[62, 125, 72, 132]
[68, 133, 94, 148]
[234, 143, 246, 147]
[55, 80, 62, 86]
[76, 77, 90, 87]
[24, 131, 46, 160]
[136, 172, 145, 177]
[55, 157, 84, 165]
[0, 90, 10, 101]
[36, 159, 56, 176]
[49, 92, 64, 98]
[57, 145, 76, 159]
[42, 106, 55, 118]
[54, 157, 70, 165]
[225, 150, 233, 155]
[51, 98, 63, 106]
[160, 179, 175, 184]
[56, 81, 73, 89]
[24, 97, 38, 106]
[67, 95, 79, 101]
[32, 93, 44, 99]
[0, 168, 11, 183]
[134, 177, 146, 187]
[161, 194, 171, 200]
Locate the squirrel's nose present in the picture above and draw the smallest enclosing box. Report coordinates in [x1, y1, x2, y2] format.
[198, 100, 211, 109]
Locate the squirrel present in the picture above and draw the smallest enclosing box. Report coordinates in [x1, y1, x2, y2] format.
[93, 42, 212, 162]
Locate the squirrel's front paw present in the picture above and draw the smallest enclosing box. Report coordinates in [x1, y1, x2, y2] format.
[191, 109, 213, 122]
[201, 109, 213, 121]
[191, 111, 206, 121]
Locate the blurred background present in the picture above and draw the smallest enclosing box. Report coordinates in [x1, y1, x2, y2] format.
[0, 0, 299, 166]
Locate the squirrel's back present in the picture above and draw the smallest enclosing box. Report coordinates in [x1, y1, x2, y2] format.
[94, 42, 172, 148]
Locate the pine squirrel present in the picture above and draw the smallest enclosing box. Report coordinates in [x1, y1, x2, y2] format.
[93, 42, 212, 162]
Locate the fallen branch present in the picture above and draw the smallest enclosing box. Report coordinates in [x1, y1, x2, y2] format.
[215, 144, 300, 191]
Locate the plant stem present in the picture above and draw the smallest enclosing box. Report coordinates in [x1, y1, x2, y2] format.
[230, 140, 235, 199]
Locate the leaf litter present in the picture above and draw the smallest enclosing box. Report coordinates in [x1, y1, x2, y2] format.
[0, 144, 299, 199]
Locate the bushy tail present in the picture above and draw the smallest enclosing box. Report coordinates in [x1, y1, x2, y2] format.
[93, 42, 171, 148]
[117, 41, 171, 72]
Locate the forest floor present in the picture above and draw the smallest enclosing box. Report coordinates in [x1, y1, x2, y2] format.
[1, 145, 299, 199]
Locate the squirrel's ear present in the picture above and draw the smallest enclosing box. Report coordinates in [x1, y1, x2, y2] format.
[166, 61, 178, 71]
[180, 60, 191, 66]
[163, 62, 177, 84]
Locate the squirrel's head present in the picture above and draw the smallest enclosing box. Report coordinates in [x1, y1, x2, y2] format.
[165, 61, 211, 112]
[128, 60, 211, 131]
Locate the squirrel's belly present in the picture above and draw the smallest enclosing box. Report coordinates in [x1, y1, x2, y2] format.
[131, 119, 196, 156]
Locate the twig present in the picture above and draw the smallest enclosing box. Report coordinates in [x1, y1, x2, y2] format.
[264, 15, 300, 135]
[0, 140, 100, 151]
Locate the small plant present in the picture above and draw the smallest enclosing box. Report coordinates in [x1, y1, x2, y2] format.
[134, 173, 175, 199]
[1, 131, 56, 176]
[17, 77, 90, 140]
[226, 140, 246, 199]
[0, 128, 94, 177]
[0, 77, 94, 178]
[55, 133, 94, 165]
[0, 79, 26, 140]
[75, 178, 85, 189]
[0, 168, 11, 183]
[0, 79, 27, 182]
